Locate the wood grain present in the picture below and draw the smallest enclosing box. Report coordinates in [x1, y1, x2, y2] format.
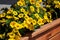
[32, 18, 60, 37]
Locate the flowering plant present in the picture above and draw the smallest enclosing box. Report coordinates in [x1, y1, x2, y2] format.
[0, 0, 53, 40]
[45, 0, 60, 19]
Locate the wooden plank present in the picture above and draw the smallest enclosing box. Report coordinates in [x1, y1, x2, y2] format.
[49, 33, 60, 40]
[35, 25, 60, 40]
[32, 18, 60, 37]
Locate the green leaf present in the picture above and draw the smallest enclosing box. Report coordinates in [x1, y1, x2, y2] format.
[34, 24, 40, 29]
[6, 19, 12, 24]
[19, 28, 26, 35]
[30, 13, 36, 19]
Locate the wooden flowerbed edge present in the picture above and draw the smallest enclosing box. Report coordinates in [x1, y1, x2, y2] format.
[21, 18, 60, 40]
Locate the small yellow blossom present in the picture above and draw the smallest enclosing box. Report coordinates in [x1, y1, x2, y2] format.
[0, 13, 5, 18]
[37, 18, 44, 25]
[6, 16, 13, 19]
[15, 23, 24, 29]
[44, 13, 48, 19]
[20, 8, 25, 12]
[18, 14, 24, 18]
[8, 38, 15, 40]
[54, 1, 59, 4]
[7, 32, 15, 38]
[34, 13, 40, 19]
[0, 19, 6, 23]
[36, 8, 40, 13]
[55, 5, 60, 8]
[13, 11, 18, 15]
[36, 2, 40, 8]
[10, 21, 17, 28]
[30, 6, 35, 12]
[32, 20, 36, 25]
[15, 35, 21, 40]
[17, 1, 25, 6]
[13, 28, 18, 33]
[24, 11, 29, 15]
[44, 13, 50, 22]
[13, 16, 19, 20]
[48, 12, 52, 19]
[38, 0, 42, 3]
[30, 0, 35, 4]
[24, 14, 29, 19]
[0, 34, 3, 38]
[26, 17, 33, 24]
[42, 8, 47, 11]
[23, 21, 29, 28]
[7, 9, 13, 14]
[46, 5, 51, 8]
[28, 24, 34, 30]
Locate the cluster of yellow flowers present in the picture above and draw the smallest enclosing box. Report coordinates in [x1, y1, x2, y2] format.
[54, 0, 60, 8]
[0, 0, 52, 40]
[46, 0, 60, 8]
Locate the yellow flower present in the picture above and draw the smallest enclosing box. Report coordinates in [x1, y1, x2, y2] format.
[42, 8, 47, 11]
[0, 19, 6, 23]
[13, 28, 18, 33]
[48, 12, 52, 19]
[20, 8, 25, 12]
[36, 8, 40, 13]
[24, 11, 29, 15]
[28, 24, 34, 30]
[36, 2, 40, 8]
[15, 23, 24, 29]
[7, 9, 13, 14]
[6, 16, 13, 19]
[17, 1, 25, 6]
[59, 3, 60, 5]
[8, 38, 15, 40]
[16, 31, 21, 37]
[44, 13, 48, 19]
[0, 34, 3, 38]
[30, 0, 35, 4]
[32, 20, 36, 25]
[55, 5, 60, 8]
[23, 21, 29, 28]
[7, 11, 11, 14]
[34, 13, 40, 19]
[46, 5, 51, 8]
[18, 14, 24, 18]
[13, 16, 19, 20]
[30, 6, 35, 12]
[24, 14, 29, 19]
[0, 13, 5, 18]
[23, 20, 34, 30]
[26, 17, 33, 24]
[37, 18, 44, 25]
[54, 1, 59, 4]
[10, 21, 17, 28]
[7, 32, 15, 38]
[38, 0, 42, 3]
[14, 31, 21, 40]
[15, 35, 21, 40]
[44, 13, 50, 22]
[13, 11, 18, 15]
[0, 33, 5, 38]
